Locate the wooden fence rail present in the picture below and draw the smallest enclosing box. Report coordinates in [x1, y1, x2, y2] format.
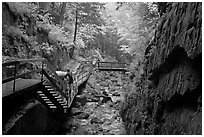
[2, 58, 92, 109]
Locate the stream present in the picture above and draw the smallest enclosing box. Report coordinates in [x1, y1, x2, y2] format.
[57, 71, 127, 135]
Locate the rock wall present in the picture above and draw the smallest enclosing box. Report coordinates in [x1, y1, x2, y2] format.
[3, 99, 61, 135]
[121, 2, 202, 135]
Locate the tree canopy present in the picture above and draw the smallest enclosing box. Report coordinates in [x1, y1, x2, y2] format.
[2, 2, 159, 69]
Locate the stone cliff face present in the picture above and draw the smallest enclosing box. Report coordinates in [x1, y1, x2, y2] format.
[121, 2, 202, 135]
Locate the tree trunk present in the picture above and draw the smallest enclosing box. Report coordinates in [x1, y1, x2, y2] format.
[73, 6, 78, 44]
[59, 2, 66, 25]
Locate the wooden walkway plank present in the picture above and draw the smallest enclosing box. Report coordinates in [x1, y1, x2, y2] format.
[2, 78, 41, 97]
[97, 61, 127, 71]
[2, 58, 93, 113]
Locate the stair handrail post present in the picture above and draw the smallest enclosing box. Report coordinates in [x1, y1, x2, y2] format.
[13, 63, 18, 92]
[41, 60, 44, 82]
[82, 71, 84, 82]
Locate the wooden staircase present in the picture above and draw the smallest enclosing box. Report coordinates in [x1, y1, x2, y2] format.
[36, 81, 68, 113]
[35, 60, 69, 113]
[2, 58, 92, 114]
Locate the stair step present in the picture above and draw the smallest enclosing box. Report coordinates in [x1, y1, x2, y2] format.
[47, 88, 55, 91]
[49, 106, 57, 109]
[62, 105, 67, 108]
[44, 85, 52, 88]
[50, 91, 57, 94]
[52, 93, 61, 97]
[50, 91, 58, 94]
[37, 91, 43, 94]
[43, 98, 50, 101]
[54, 95, 62, 99]
[52, 93, 60, 97]
[47, 103, 55, 106]
[59, 100, 67, 104]
[60, 103, 68, 106]
[57, 98, 63, 101]
[45, 101, 52, 104]
[59, 101, 67, 105]
[38, 93, 46, 96]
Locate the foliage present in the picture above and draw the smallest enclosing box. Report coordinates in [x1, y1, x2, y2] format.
[2, 2, 159, 70]
[102, 2, 159, 63]
[7, 2, 37, 15]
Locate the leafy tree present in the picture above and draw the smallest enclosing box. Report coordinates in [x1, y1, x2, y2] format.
[101, 2, 159, 63]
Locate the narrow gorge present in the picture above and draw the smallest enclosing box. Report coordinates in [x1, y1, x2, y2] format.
[2, 2, 202, 135]
[120, 2, 202, 134]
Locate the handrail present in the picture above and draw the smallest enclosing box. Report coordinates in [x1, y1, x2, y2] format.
[2, 57, 92, 109]
[97, 61, 127, 70]
[98, 61, 127, 64]
[2, 58, 66, 95]
[43, 60, 67, 99]
[68, 67, 91, 107]
[73, 70, 88, 86]
[44, 60, 65, 88]
[17, 58, 45, 63]
[2, 69, 42, 84]
[42, 69, 67, 98]
[2, 58, 45, 93]
[2, 60, 20, 67]
[2, 58, 45, 67]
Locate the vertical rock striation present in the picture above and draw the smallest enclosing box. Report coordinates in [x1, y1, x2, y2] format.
[121, 2, 202, 135]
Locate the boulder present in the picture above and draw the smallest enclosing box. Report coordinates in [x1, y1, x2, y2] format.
[77, 113, 90, 119]
[75, 94, 87, 106]
[90, 117, 103, 124]
[87, 96, 100, 102]
[71, 108, 83, 116]
[99, 81, 109, 87]
[72, 101, 81, 108]
[102, 96, 112, 103]
[102, 91, 109, 96]
[112, 92, 120, 96]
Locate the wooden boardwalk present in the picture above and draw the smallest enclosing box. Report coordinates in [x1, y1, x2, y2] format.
[2, 58, 127, 113]
[97, 61, 128, 71]
[2, 78, 41, 97]
[2, 58, 92, 113]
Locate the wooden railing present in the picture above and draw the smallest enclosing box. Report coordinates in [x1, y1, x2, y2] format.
[2, 58, 67, 97]
[42, 60, 67, 97]
[67, 67, 91, 107]
[2, 58, 45, 92]
[97, 61, 127, 71]
[2, 58, 92, 109]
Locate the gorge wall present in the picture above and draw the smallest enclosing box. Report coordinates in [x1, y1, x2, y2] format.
[121, 2, 202, 135]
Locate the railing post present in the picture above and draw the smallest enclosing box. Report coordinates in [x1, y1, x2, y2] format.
[82, 72, 84, 82]
[13, 63, 18, 92]
[41, 61, 44, 82]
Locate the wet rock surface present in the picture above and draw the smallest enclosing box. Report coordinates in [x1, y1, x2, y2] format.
[58, 71, 126, 135]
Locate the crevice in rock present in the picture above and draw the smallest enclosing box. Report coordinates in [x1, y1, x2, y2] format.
[165, 83, 201, 113]
[149, 46, 186, 82]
